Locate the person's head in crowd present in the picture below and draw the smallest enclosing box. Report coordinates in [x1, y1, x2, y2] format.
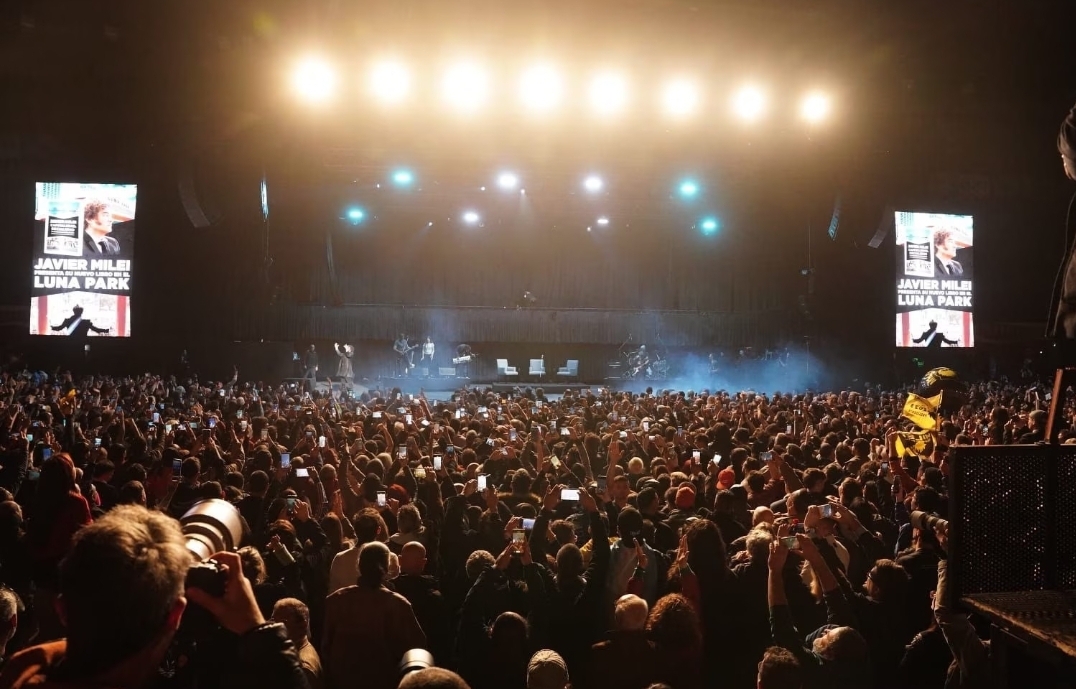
[510, 469, 534, 495]
[784, 489, 815, 520]
[851, 438, 870, 460]
[611, 474, 631, 503]
[802, 468, 827, 493]
[1029, 408, 1047, 432]
[614, 594, 648, 632]
[617, 507, 645, 545]
[823, 463, 844, 489]
[92, 460, 114, 483]
[0, 587, 19, 661]
[527, 649, 570, 689]
[674, 484, 696, 511]
[757, 646, 802, 689]
[320, 513, 345, 549]
[551, 520, 577, 546]
[555, 539, 584, 583]
[647, 593, 703, 652]
[180, 457, 200, 485]
[55, 505, 191, 679]
[357, 541, 391, 589]
[627, 457, 645, 477]
[636, 487, 659, 516]
[224, 471, 244, 491]
[396, 504, 423, 536]
[919, 466, 945, 493]
[465, 550, 495, 581]
[400, 542, 427, 576]
[911, 485, 941, 514]
[752, 506, 775, 526]
[713, 489, 736, 515]
[864, 559, 910, 604]
[144, 461, 174, 504]
[200, 480, 224, 501]
[838, 478, 862, 506]
[808, 623, 868, 666]
[717, 467, 736, 491]
[119, 480, 146, 506]
[489, 611, 529, 653]
[271, 597, 312, 646]
[399, 668, 472, 689]
[238, 545, 268, 585]
[746, 527, 775, 565]
[0, 500, 23, 540]
[354, 507, 389, 545]
[681, 518, 729, 581]
[746, 471, 769, 496]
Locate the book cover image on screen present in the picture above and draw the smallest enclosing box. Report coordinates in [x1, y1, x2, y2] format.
[29, 182, 137, 338]
[893, 211, 974, 348]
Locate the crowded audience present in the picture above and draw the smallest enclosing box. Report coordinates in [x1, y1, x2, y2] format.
[0, 367, 1051, 688]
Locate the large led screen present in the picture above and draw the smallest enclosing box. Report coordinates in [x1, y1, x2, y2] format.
[895, 211, 973, 347]
[30, 182, 136, 337]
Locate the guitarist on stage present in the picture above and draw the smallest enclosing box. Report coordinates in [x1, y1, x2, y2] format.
[394, 333, 417, 374]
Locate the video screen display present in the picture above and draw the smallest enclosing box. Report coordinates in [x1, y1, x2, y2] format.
[29, 182, 137, 337]
[895, 211, 973, 347]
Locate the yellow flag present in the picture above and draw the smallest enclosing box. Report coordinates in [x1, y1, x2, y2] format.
[895, 430, 933, 458]
[902, 393, 940, 430]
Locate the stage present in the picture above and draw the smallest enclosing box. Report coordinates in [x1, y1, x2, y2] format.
[298, 375, 667, 401]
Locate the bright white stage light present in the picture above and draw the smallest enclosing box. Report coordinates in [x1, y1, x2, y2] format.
[589, 72, 629, 116]
[800, 92, 831, 123]
[584, 176, 604, 193]
[369, 60, 411, 104]
[291, 56, 337, 104]
[442, 62, 489, 113]
[596, 216, 610, 225]
[733, 85, 767, 121]
[392, 169, 414, 186]
[519, 64, 564, 113]
[679, 180, 699, 198]
[662, 79, 700, 117]
[462, 210, 480, 224]
[497, 172, 519, 189]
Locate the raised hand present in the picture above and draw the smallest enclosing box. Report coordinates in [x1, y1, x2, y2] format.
[544, 484, 563, 512]
[768, 540, 789, 571]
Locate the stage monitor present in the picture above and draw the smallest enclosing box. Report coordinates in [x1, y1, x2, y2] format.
[29, 182, 137, 338]
[895, 210, 973, 348]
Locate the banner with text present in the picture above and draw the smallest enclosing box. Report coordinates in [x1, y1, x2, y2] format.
[894, 211, 973, 348]
[29, 182, 137, 337]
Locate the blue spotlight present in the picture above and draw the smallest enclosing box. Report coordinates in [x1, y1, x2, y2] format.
[679, 180, 699, 198]
[392, 169, 414, 186]
[700, 216, 719, 235]
[345, 207, 365, 224]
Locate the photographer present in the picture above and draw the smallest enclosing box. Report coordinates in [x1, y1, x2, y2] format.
[0, 505, 308, 689]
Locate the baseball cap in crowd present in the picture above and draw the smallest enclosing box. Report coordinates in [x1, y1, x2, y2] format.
[675, 484, 696, 510]
[527, 650, 569, 689]
[717, 468, 736, 490]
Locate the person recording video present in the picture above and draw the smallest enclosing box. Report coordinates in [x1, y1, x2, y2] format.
[0, 505, 307, 689]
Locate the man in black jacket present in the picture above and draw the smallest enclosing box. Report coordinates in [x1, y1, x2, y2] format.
[0, 505, 308, 689]
[394, 542, 450, 666]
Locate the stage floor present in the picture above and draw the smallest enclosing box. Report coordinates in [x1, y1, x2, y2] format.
[297, 375, 667, 401]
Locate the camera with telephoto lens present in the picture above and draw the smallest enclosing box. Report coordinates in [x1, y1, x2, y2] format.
[909, 510, 948, 533]
[181, 499, 244, 597]
[399, 649, 435, 678]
